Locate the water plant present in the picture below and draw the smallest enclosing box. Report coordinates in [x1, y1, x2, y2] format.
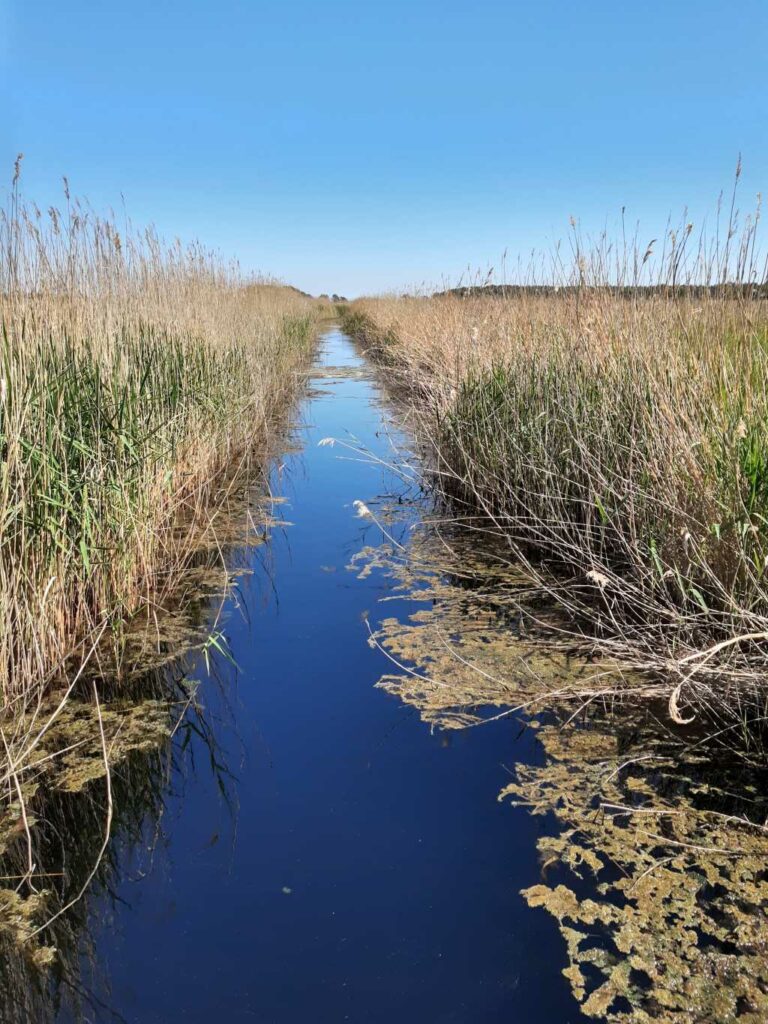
[360, 527, 768, 1022]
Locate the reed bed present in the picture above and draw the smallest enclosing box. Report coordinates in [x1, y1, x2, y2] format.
[342, 183, 768, 719]
[0, 163, 318, 715]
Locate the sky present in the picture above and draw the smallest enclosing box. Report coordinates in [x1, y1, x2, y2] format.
[2, 0, 767, 296]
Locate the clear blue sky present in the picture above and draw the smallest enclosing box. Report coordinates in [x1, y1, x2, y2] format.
[3, 0, 767, 296]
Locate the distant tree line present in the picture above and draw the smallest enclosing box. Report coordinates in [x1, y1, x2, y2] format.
[433, 283, 768, 300]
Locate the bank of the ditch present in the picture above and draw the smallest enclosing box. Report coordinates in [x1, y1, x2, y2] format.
[332, 312, 768, 1022]
[0, 182, 325, 929]
[338, 290, 768, 724]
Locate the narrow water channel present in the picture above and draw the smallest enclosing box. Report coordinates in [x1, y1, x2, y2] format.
[62, 326, 586, 1023]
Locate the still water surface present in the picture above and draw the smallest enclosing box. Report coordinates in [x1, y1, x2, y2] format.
[71, 327, 585, 1023]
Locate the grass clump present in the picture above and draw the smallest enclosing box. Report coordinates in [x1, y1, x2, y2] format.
[0, 160, 318, 709]
[341, 180, 768, 713]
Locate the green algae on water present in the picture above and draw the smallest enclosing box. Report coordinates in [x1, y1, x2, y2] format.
[355, 530, 768, 1022]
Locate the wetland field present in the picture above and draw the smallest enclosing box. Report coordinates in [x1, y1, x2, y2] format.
[1, 175, 768, 1024]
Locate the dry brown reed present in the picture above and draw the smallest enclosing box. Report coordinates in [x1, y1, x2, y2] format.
[342, 173, 768, 722]
[0, 161, 318, 803]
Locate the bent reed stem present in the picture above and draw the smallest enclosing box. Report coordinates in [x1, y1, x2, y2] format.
[340, 178, 768, 721]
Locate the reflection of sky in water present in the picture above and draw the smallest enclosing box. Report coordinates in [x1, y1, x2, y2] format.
[366, 528, 768, 1024]
[59, 327, 584, 1024]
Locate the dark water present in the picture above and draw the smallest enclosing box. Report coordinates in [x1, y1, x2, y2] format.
[70, 327, 585, 1023]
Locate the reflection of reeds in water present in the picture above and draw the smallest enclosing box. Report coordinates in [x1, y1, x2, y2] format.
[357, 527, 768, 1022]
[0, 645, 235, 1024]
[0, 161, 317, 1017]
[0, 442, 288, 1018]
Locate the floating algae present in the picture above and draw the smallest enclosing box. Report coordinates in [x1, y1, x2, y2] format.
[0, 690, 176, 962]
[0, 494, 276, 1019]
[356, 528, 768, 1022]
[509, 723, 768, 1022]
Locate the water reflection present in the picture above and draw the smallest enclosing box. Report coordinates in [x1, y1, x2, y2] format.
[0, 664, 214, 1022]
[2, 327, 602, 1023]
[0, 495, 271, 1022]
[363, 528, 768, 1022]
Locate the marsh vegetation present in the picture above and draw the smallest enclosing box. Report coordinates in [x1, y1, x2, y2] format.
[337, 179, 768, 1021]
[4, 155, 768, 1023]
[0, 161, 321, 983]
[340, 180, 768, 727]
[355, 526, 768, 1021]
[0, 163, 317, 704]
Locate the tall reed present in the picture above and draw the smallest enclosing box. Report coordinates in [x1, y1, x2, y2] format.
[0, 161, 317, 712]
[342, 176, 768, 716]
